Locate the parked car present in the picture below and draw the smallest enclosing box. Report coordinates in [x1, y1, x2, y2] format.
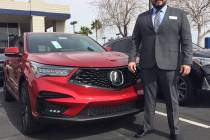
[0, 50, 5, 82]
[103, 37, 133, 54]
[3, 33, 144, 135]
[104, 37, 210, 105]
[0, 35, 19, 83]
[177, 44, 210, 105]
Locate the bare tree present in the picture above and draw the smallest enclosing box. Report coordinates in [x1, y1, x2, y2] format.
[93, 0, 147, 37]
[169, 0, 210, 46]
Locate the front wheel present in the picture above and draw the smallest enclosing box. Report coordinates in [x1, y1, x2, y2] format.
[20, 82, 39, 135]
[176, 76, 195, 106]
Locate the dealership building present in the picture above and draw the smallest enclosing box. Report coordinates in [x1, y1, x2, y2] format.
[0, 0, 70, 48]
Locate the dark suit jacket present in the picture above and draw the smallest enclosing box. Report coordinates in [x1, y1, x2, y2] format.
[129, 6, 193, 70]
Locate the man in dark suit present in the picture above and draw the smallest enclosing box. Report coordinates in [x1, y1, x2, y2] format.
[128, 0, 192, 140]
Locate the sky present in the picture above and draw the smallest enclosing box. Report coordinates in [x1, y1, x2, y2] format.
[45, 0, 199, 45]
[16, 0, 202, 45]
[44, 0, 96, 33]
[65, 0, 119, 44]
[46, 0, 112, 44]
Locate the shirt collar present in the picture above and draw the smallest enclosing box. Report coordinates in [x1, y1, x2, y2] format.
[152, 5, 168, 14]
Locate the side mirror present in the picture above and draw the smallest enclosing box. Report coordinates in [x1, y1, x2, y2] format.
[4, 47, 20, 57]
[105, 47, 112, 52]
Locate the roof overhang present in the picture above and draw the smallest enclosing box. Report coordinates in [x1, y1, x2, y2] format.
[0, 9, 70, 20]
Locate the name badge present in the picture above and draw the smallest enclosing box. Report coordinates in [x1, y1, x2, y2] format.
[169, 16, 178, 20]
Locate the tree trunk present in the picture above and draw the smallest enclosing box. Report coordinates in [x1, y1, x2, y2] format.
[117, 25, 125, 37]
[197, 24, 202, 47]
[96, 28, 98, 41]
[149, 0, 152, 10]
[73, 25, 75, 33]
[124, 25, 128, 37]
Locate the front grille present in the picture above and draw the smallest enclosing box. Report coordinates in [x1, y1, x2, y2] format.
[77, 101, 138, 119]
[70, 67, 140, 89]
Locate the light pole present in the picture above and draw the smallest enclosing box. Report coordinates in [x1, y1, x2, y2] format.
[29, 0, 31, 15]
[116, 33, 120, 39]
[102, 37, 107, 44]
[70, 21, 78, 33]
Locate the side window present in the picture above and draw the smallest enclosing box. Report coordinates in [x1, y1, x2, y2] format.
[112, 39, 131, 54]
[106, 42, 116, 49]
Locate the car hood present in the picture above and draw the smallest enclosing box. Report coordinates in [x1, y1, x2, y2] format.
[193, 48, 210, 58]
[28, 52, 128, 67]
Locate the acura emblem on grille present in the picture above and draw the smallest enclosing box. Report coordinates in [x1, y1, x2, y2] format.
[109, 70, 124, 86]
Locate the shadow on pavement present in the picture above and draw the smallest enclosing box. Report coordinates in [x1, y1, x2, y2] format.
[0, 90, 154, 140]
[2, 87, 208, 140]
[187, 91, 210, 108]
[0, 92, 23, 132]
[0, 85, 172, 140]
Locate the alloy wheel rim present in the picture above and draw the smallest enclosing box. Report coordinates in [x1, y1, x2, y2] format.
[176, 76, 188, 101]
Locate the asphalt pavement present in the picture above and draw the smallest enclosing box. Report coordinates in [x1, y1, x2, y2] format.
[0, 88, 210, 140]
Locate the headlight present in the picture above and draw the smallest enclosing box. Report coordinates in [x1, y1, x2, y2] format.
[30, 61, 74, 78]
[193, 57, 210, 66]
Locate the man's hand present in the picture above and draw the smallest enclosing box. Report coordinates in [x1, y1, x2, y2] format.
[128, 62, 137, 73]
[180, 65, 191, 76]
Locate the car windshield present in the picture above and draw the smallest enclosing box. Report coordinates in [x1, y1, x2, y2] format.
[28, 34, 105, 53]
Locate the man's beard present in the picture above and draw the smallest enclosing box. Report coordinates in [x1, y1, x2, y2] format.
[152, 2, 166, 10]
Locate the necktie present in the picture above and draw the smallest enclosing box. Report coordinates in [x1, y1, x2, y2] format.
[154, 10, 161, 32]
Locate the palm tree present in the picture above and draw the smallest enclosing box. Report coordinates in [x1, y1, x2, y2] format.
[70, 21, 78, 33]
[79, 26, 93, 36]
[91, 19, 102, 41]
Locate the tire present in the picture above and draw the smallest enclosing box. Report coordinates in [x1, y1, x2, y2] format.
[20, 82, 39, 135]
[176, 76, 195, 106]
[3, 82, 14, 102]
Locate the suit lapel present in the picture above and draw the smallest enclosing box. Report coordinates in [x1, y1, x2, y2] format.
[157, 6, 171, 32]
[147, 9, 154, 31]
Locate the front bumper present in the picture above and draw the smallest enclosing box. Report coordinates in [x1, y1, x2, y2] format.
[37, 99, 144, 122]
[28, 75, 144, 122]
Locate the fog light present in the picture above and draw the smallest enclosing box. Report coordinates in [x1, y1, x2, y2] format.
[37, 92, 69, 117]
[37, 100, 68, 117]
[49, 109, 61, 113]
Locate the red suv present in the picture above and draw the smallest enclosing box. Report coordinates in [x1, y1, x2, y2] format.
[3, 33, 144, 134]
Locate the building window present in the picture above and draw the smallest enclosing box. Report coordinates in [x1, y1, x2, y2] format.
[0, 23, 18, 49]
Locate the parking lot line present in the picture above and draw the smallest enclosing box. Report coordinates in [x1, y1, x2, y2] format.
[155, 111, 210, 129]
